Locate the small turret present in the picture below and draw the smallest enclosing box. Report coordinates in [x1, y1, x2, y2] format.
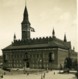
[64, 34, 67, 42]
[52, 28, 55, 38]
[14, 34, 16, 41]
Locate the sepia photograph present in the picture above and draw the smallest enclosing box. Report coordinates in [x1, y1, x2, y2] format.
[0, 0, 78, 79]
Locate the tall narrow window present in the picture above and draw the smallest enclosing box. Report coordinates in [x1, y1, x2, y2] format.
[49, 53, 52, 62]
[51, 53, 55, 60]
[49, 52, 55, 62]
[25, 53, 28, 59]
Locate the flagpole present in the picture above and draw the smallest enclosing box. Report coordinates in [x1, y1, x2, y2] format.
[25, 0, 27, 7]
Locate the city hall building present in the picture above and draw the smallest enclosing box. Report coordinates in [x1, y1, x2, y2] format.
[2, 6, 77, 69]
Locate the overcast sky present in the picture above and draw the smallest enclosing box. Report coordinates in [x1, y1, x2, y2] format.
[0, 0, 77, 55]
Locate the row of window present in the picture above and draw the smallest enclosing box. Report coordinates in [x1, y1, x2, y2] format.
[8, 60, 22, 63]
[7, 64, 23, 68]
[7, 60, 48, 64]
[32, 64, 48, 68]
[4, 52, 55, 62]
[4, 54, 48, 60]
[31, 60, 48, 63]
[7, 63, 49, 68]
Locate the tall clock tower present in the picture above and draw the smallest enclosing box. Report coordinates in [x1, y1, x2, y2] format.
[21, 6, 31, 40]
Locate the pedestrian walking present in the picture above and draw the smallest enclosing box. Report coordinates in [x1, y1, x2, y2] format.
[54, 72, 55, 75]
[43, 73, 45, 78]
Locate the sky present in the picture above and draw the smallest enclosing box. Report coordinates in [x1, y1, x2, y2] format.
[0, 0, 77, 55]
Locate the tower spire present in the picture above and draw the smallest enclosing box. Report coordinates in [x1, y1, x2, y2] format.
[25, 0, 27, 7]
[21, 2, 31, 40]
[22, 0, 30, 24]
[23, 6, 29, 22]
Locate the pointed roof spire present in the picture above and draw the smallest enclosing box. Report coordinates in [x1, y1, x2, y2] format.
[52, 28, 55, 37]
[22, 6, 30, 24]
[64, 34, 67, 42]
[24, 6, 28, 18]
[25, 0, 27, 6]
[24, 0, 28, 16]
[22, 1, 29, 23]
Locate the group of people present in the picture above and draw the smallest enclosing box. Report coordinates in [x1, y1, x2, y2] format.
[0, 74, 3, 78]
[0, 72, 6, 78]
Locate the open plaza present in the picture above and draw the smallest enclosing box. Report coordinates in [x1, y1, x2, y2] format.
[0, 68, 77, 79]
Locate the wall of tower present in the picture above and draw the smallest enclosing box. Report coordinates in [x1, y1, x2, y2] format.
[22, 31, 30, 40]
